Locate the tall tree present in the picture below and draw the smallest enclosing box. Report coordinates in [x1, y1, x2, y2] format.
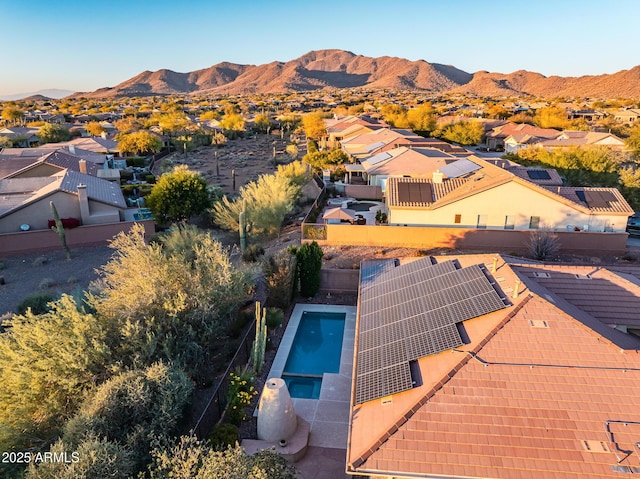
[407, 103, 437, 133]
[38, 123, 71, 143]
[1, 106, 24, 125]
[146, 165, 212, 223]
[301, 111, 327, 140]
[85, 121, 105, 137]
[117, 131, 162, 156]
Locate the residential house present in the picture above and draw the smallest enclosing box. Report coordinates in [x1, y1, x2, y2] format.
[0, 169, 127, 234]
[1, 151, 99, 179]
[356, 146, 457, 192]
[323, 115, 389, 149]
[538, 130, 626, 150]
[613, 108, 640, 124]
[0, 126, 40, 147]
[485, 123, 561, 151]
[566, 109, 605, 121]
[347, 253, 640, 479]
[43, 135, 120, 156]
[386, 156, 633, 232]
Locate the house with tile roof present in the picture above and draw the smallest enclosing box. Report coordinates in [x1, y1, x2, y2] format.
[537, 130, 626, 150]
[357, 146, 457, 191]
[323, 115, 389, 148]
[42, 135, 120, 156]
[386, 156, 633, 233]
[485, 123, 562, 151]
[1, 150, 99, 179]
[613, 109, 640, 124]
[347, 253, 640, 479]
[0, 169, 127, 234]
[0, 126, 40, 147]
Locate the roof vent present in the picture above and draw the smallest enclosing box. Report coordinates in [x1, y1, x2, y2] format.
[533, 272, 550, 278]
[581, 440, 610, 453]
[575, 274, 592, 280]
[529, 320, 549, 328]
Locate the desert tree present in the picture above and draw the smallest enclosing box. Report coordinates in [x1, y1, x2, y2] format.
[220, 113, 246, 138]
[146, 165, 212, 224]
[38, 123, 71, 143]
[85, 120, 105, 137]
[1, 106, 24, 125]
[532, 106, 571, 130]
[407, 102, 437, 134]
[0, 295, 112, 452]
[436, 120, 484, 145]
[301, 111, 327, 140]
[211, 173, 299, 237]
[88, 223, 251, 374]
[626, 124, 640, 160]
[117, 130, 162, 156]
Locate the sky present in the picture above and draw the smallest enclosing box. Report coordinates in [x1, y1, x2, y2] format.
[2, 0, 640, 97]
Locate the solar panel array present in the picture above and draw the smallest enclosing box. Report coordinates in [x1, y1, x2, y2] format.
[355, 257, 507, 404]
[396, 182, 433, 204]
[575, 189, 616, 208]
[527, 169, 552, 180]
[438, 158, 481, 178]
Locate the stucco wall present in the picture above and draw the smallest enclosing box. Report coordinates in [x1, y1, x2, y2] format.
[0, 220, 155, 256]
[0, 191, 81, 234]
[305, 223, 628, 254]
[389, 181, 628, 233]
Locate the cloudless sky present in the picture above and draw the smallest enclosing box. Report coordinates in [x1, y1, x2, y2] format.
[2, 0, 639, 96]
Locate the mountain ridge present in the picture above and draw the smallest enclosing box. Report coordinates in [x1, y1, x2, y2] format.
[71, 50, 640, 98]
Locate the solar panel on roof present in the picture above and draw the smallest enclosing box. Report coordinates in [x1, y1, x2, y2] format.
[396, 181, 432, 204]
[575, 190, 587, 203]
[527, 170, 552, 180]
[355, 258, 507, 404]
[438, 158, 481, 178]
[585, 190, 616, 208]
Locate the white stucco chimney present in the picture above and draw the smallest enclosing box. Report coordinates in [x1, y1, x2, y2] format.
[77, 184, 90, 223]
[79, 159, 87, 174]
[432, 170, 444, 184]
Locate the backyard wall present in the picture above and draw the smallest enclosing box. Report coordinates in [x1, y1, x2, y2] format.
[0, 220, 155, 256]
[304, 224, 629, 254]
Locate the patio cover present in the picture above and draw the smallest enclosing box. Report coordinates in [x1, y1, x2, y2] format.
[323, 207, 357, 222]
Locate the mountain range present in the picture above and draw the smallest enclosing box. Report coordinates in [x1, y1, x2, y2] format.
[0, 89, 76, 101]
[75, 50, 640, 99]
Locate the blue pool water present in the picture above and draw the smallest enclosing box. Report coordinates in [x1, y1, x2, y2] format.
[282, 311, 346, 399]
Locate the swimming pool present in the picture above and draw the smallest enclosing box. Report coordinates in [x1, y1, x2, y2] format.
[281, 311, 346, 399]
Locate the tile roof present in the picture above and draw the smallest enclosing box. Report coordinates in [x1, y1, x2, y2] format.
[386, 156, 633, 216]
[3, 150, 100, 178]
[487, 122, 563, 140]
[360, 146, 454, 177]
[348, 254, 640, 479]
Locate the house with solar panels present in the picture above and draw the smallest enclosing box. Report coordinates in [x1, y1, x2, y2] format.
[386, 155, 633, 233]
[347, 253, 640, 478]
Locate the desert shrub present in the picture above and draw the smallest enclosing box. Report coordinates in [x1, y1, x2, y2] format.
[145, 174, 156, 183]
[225, 370, 257, 425]
[242, 244, 265, 262]
[16, 292, 55, 315]
[527, 230, 560, 261]
[229, 306, 254, 338]
[296, 241, 324, 297]
[63, 363, 193, 469]
[126, 157, 146, 167]
[38, 277, 56, 290]
[262, 250, 297, 309]
[32, 256, 47, 267]
[209, 423, 239, 450]
[265, 308, 284, 330]
[25, 436, 137, 479]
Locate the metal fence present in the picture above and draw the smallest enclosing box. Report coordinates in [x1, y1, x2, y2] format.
[191, 318, 256, 440]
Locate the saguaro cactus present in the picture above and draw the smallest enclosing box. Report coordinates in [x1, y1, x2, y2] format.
[251, 301, 268, 374]
[50, 201, 71, 260]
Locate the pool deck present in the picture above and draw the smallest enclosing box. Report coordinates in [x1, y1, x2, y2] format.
[264, 303, 356, 450]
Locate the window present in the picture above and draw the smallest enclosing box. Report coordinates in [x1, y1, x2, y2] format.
[504, 215, 515, 230]
[529, 216, 540, 229]
[454, 214, 462, 224]
[477, 215, 487, 229]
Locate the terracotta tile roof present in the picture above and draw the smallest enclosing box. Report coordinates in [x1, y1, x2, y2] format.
[348, 254, 640, 479]
[487, 122, 562, 140]
[361, 146, 454, 177]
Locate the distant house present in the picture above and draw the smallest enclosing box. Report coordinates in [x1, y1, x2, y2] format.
[613, 108, 640, 124]
[43, 135, 120, 156]
[1, 151, 99, 179]
[0, 169, 127, 234]
[485, 122, 561, 151]
[347, 253, 640, 479]
[0, 126, 40, 147]
[323, 115, 389, 149]
[538, 130, 626, 150]
[386, 156, 633, 233]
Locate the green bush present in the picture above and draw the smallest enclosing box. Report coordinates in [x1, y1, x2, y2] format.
[145, 174, 156, 184]
[126, 157, 146, 167]
[242, 244, 265, 262]
[17, 293, 56, 315]
[225, 370, 257, 425]
[296, 241, 324, 297]
[262, 250, 297, 309]
[209, 423, 239, 450]
[265, 308, 284, 330]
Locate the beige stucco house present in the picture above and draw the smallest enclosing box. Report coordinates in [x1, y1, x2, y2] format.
[386, 156, 633, 233]
[0, 169, 127, 234]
